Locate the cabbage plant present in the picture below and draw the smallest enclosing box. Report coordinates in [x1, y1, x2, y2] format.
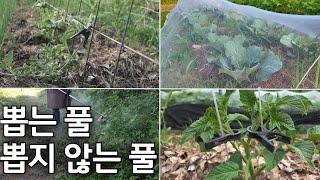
[207, 34, 282, 83]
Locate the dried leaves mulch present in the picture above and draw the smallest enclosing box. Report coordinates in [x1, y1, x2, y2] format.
[161, 141, 320, 180]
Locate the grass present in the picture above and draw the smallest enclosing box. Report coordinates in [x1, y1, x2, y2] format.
[161, 0, 178, 4]
[161, 11, 169, 27]
[0, 89, 41, 106]
[0, 0, 16, 52]
[231, 0, 320, 15]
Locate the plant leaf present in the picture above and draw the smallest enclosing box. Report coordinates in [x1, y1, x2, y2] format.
[280, 33, 294, 48]
[181, 116, 208, 143]
[307, 126, 320, 141]
[206, 161, 240, 180]
[227, 113, 249, 122]
[224, 37, 246, 69]
[181, 107, 218, 143]
[270, 112, 295, 131]
[263, 93, 274, 103]
[290, 140, 316, 167]
[255, 51, 282, 82]
[240, 90, 257, 111]
[263, 149, 286, 172]
[207, 56, 219, 64]
[218, 66, 258, 83]
[200, 129, 214, 142]
[278, 95, 312, 115]
[207, 33, 230, 52]
[242, 46, 261, 68]
[229, 151, 243, 169]
[186, 59, 197, 73]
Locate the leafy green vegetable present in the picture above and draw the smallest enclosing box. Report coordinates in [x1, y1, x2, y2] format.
[280, 33, 294, 48]
[208, 34, 282, 83]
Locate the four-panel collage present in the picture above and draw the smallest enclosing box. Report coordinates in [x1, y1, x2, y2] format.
[0, 0, 319, 179]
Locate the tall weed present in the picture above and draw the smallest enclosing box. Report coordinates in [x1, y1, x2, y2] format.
[0, 0, 15, 52]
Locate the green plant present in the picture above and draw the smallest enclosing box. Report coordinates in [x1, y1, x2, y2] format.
[182, 90, 317, 179]
[0, 0, 15, 52]
[50, 90, 160, 180]
[1, 0, 159, 87]
[86, 90, 159, 179]
[207, 34, 282, 83]
[231, 0, 320, 15]
[161, 0, 178, 4]
[162, 6, 320, 88]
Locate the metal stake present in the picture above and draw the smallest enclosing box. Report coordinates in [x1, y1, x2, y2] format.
[65, 0, 71, 21]
[212, 91, 224, 136]
[83, 0, 102, 81]
[58, 89, 106, 118]
[78, 0, 83, 15]
[111, 0, 135, 86]
[258, 87, 264, 129]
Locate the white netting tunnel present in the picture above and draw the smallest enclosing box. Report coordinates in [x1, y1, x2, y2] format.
[161, 0, 320, 88]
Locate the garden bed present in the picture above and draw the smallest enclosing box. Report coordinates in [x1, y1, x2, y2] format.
[0, 0, 159, 88]
[161, 0, 320, 88]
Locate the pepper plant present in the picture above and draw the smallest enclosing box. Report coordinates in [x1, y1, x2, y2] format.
[182, 90, 317, 180]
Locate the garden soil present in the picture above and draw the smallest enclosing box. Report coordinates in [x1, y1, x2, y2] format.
[190, 45, 315, 88]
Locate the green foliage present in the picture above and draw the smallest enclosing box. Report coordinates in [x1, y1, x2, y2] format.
[290, 140, 316, 167]
[182, 91, 235, 143]
[206, 161, 241, 180]
[1, 0, 158, 86]
[162, 5, 320, 88]
[50, 91, 159, 179]
[231, 0, 320, 15]
[161, 11, 169, 27]
[0, 51, 15, 73]
[182, 90, 317, 179]
[161, 0, 178, 4]
[75, 90, 159, 179]
[0, 0, 15, 52]
[260, 93, 313, 132]
[229, 151, 243, 169]
[227, 113, 249, 122]
[263, 149, 286, 172]
[307, 126, 320, 141]
[209, 34, 282, 83]
[278, 95, 313, 115]
[181, 107, 217, 143]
